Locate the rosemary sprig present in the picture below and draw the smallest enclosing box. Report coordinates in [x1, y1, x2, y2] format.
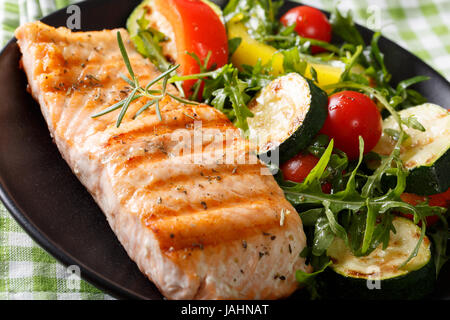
[91, 31, 198, 127]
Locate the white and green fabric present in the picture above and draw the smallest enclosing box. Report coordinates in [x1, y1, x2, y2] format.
[0, 0, 449, 300]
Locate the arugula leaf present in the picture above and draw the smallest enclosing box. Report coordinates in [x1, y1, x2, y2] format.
[362, 136, 402, 198]
[368, 32, 390, 82]
[296, 251, 332, 300]
[361, 199, 377, 254]
[323, 200, 348, 243]
[397, 75, 430, 93]
[309, 66, 318, 83]
[222, 69, 254, 132]
[401, 115, 426, 132]
[228, 37, 242, 57]
[264, 26, 341, 54]
[300, 208, 325, 227]
[296, 260, 332, 283]
[312, 216, 335, 256]
[340, 136, 364, 198]
[133, 20, 170, 72]
[240, 59, 274, 91]
[281, 46, 308, 76]
[302, 139, 334, 191]
[295, 259, 332, 300]
[428, 216, 450, 276]
[340, 45, 363, 81]
[170, 63, 255, 132]
[330, 7, 364, 46]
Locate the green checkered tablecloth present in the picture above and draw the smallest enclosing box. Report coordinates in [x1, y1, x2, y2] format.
[0, 0, 449, 300]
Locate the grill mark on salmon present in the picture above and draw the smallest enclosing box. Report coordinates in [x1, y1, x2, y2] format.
[149, 202, 287, 251]
[15, 22, 311, 300]
[106, 116, 231, 147]
[142, 191, 274, 223]
[117, 162, 268, 222]
[140, 163, 262, 191]
[119, 136, 252, 169]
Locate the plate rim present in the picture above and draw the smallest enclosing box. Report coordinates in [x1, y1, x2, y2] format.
[0, 0, 448, 300]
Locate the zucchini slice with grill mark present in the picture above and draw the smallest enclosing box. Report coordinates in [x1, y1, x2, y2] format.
[325, 217, 435, 300]
[373, 103, 450, 195]
[247, 73, 328, 163]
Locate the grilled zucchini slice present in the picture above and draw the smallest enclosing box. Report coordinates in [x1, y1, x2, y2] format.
[247, 73, 328, 163]
[373, 103, 450, 195]
[326, 217, 435, 300]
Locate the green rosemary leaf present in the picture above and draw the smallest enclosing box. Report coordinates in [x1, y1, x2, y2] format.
[116, 87, 138, 127]
[91, 95, 142, 118]
[133, 99, 158, 119]
[120, 73, 135, 87]
[145, 64, 180, 92]
[167, 92, 199, 105]
[117, 31, 136, 83]
[162, 76, 169, 96]
[155, 99, 162, 121]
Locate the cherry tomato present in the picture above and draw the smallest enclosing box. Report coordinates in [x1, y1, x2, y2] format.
[281, 153, 319, 182]
[281, 153, 331, 193]
[155, 0, 228, 97]
[399, 189, 450, 226]
[280, 6, 332, 54]
[320, 91, 383, 160]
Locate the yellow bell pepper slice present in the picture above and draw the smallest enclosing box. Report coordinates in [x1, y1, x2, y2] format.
[227, 18, 344, 89]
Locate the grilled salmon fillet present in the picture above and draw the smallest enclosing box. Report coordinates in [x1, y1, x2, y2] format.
[15, 21, 310, 299]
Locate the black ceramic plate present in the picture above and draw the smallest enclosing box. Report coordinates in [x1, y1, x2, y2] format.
[0, 0, 448, 300]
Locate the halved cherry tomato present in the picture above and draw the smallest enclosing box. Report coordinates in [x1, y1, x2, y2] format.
[280, 6, 332, 54]
[399, 189, 450, 226]
[281, 153, 331, 193]
[320, 91, 383, 160]
[154, 0, 228, 97]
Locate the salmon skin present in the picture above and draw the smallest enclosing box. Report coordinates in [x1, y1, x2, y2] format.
[15, 22, 310, 299]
